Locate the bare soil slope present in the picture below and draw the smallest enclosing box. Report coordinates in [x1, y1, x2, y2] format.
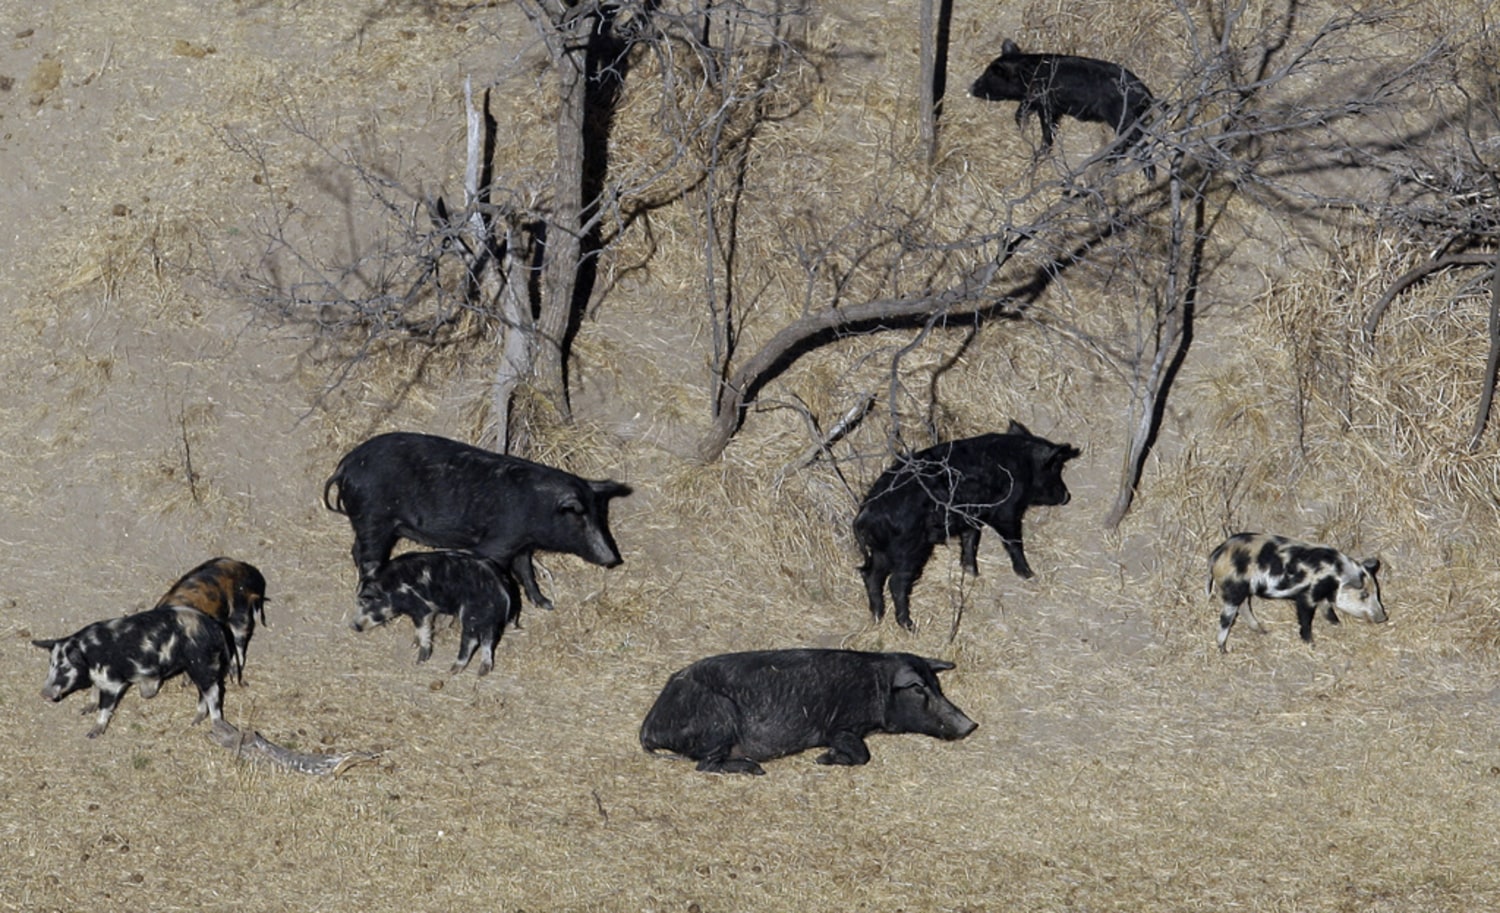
[4, 3, 1500, 912]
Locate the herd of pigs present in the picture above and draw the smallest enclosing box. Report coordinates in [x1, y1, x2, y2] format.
[30, 424, 1387, 774]
[28, 41, 1389, 775]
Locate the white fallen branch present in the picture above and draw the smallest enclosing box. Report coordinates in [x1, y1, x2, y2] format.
[209, 719, 379, 777]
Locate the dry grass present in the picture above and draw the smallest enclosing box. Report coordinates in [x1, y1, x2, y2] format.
[6, 2, 1500, 912]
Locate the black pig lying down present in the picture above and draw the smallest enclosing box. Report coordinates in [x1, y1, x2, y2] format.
[853, 421, 1080, 631]
[32, 606, 231, 738]
[350, 550, 520, 676]
[971, 39, 1157, 179]
[323, 431, 631, 612]
[153, 556, 267, 683]
[640, 649, 977, 775]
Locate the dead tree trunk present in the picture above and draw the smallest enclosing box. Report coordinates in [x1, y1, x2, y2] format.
[530, 1, 596, 422]
[1104, 162, 1209, 529]
[462, 77, 535, 453]
[917, 0, 952, 166]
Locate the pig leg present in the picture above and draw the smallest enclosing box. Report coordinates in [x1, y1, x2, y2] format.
[190, 680, 224, 727]
[988, 512, 1034, 579]
[1013, 102, 1032, 133]
[228, 651, 246, 686]
[1216, 580, 1259, 653]
[889, 567, 921, 633]
[510, 551, 554, 611]
[816, 732, 872, 767]
[452, 603, 498, 676]
[958, 528, 982, 577]
[1311, 577, 1340, 625]
[1294, 593, 1318, 643]
[470, 639, 496, 677]
[349, 524, 400, 587]
[1216, 602, 1239, 654]
[1033, 103, 1065, 151]
[450, 635, 478, 675]
[889, 541, 936, 632]
[697, 755, 767, 776]
[413, 610, 436, 664]
[87, 682, 127, 738]
[187, 659, 227, 727]
[860, 551, 891, 623]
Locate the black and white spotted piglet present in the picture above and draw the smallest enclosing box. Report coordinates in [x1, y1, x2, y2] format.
[350, 550, 520, 676]
[1209, 532, 1386, 652]
[32, 605, 231, 737]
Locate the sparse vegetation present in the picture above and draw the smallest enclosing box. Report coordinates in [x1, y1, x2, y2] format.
[6, 1, 1500, 911]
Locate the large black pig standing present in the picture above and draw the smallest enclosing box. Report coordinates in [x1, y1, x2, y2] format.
[853, 421, 1081, 631]
[323, 432, 631, 611]
[640, 649, 977, 775]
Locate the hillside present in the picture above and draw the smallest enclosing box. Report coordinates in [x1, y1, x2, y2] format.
[4, 2, 1500, 911]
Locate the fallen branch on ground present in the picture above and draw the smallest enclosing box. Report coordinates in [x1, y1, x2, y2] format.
[209, 719, 379, 777]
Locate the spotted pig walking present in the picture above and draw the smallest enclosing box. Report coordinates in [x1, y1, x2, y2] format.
[1209, 533, 1386, 652]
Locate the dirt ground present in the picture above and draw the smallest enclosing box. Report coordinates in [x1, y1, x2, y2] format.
[5, 2, 1500, 911]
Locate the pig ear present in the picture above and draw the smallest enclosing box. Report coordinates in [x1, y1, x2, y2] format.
[32, 638, 58, 650]
[590, 479, 632, 501]
[1002, 38, 1021, 56]
[1006, 420, 1031, 436]
[893, 666, 924, 689]
[923, 657, 956, 674]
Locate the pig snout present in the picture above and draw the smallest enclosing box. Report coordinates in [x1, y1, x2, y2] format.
[583, 532, 624, 568]
[941, 709, 979, 741]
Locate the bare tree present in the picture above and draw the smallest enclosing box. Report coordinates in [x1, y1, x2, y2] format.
[1361, 37, 1500, 451]
[230, 0, 1462, 534]
[228, 1, 803, 449]
[516, 1, 634, 421]
[686, 0, 1447, 539]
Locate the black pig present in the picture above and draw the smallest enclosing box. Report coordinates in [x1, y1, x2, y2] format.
[32, 606, 231, 738]
[323, 432, 631, 611]
[853, 421, 1080, 631]
[971, 39, 1156, 178]
[640, 649, 977, 775]
[153, 557, 267, 683]
[350, 550, 520, 676]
